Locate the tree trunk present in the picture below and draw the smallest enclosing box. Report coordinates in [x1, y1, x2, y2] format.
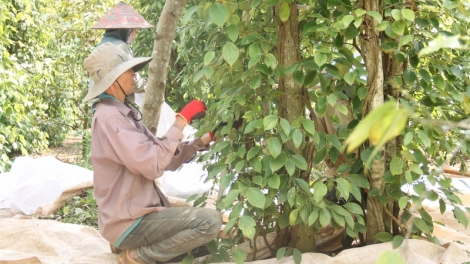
[142, 0, 188, 134]
[383, 35, 405, 236]
[275, 1, 315, 252]
[360, 0, 386, 245]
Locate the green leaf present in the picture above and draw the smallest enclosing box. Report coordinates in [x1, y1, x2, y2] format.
[222, 42, 239, 66]
[357, 87, 368, 100]
[392, 235, 404, 249]
[235, 160, 245, 172]
[304, 70, 317, 86]
[209, 3, 229, 27]
[336, 104, 347, 117]
[401, 9, 415, 21]
[248, 54, 261, 68]
[271, 152, 288, 172]
[302, 119, 316, 135]
[439, 199, 446, 214]
[239, 216, 256, 239]
[336, 178, 351, 201]
[181, 255, 194, 264]
[279, 3, 290, 22]
[291, 154, 308, 170]
[182, 6, 199, 24]
[287, 187, 296, 207]
[224, 189, 240, 206]
[268, 174, 281, 189]
[227, 24, 239, 42]
[264, 115, 278, 130]
[293, 70, 305, 86]
[403, 70, 416, 84]
[313, 182, 328, 203]
[444, 0, 459, 9]
[343, 202, 363, 215]
[247, 187, 266, 209]
[342, 15, 354, 26]
[344, 71, 356, 85]
[391, 9, 402, 20]
[268, 137, 282, 158]
[419, 69, 431, 84]
[367, 11, 383, 23]
[453, 207, 469, 228]
[285, 160, 296, 176]
[319, 209, 331, 227]
[398, 35, 413, 48]
[403, 132, 413, 146]
[416, 130, 431, 147]
[344, 24, 359, 39]
[293, 248, 302, 264]
[327, 94, 337, 106]
[390, 157, 404, 175]
[204, 51, 215, 66]
[392, 20, 406, 35]
[276, 247, 286, 260]
[265, 53, 277, 69]
[412, 218, 430, 233]
[315, 53, 327, 67]
[250, 75, 261, 89]
[280, 118, 291, 135]
[376, 232, 393, 242]
[377, 251, 406, 264]
[232, 248, 247, 264]
[289, 209, 299, 225]
[293, 129, 303, 148]
[398, 196, 408, 210]
[295, 178, 311, 194]
[247, 146, 260, 160]
[308, 209, 319, 225]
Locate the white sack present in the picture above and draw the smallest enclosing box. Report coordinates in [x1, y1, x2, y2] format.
[6, 156, 93, 215]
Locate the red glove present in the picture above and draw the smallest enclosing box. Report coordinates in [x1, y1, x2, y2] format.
[179, 100, 207, 123]
[209, 131, 216, 141]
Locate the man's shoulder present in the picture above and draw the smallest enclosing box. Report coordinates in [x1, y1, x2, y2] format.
[94, 101, 124, 120]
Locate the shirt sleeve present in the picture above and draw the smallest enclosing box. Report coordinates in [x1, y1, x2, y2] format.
[97, 113, 184, 180]
[165, 137, 210, 171]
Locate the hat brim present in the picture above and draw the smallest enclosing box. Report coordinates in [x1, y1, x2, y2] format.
[83, 56, 152, 103]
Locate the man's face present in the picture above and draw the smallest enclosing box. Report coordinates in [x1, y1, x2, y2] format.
[117, 68, 136, 95]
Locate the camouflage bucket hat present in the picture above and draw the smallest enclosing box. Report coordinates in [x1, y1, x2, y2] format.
[83, 43, 152, 103]
[91, 2, 154, 29]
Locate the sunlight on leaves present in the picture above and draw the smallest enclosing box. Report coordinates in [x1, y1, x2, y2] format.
[418, 35, 464, 57]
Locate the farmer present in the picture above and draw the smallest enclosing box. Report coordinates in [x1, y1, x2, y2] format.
[83, 42, 222, 264]
[88, 1, 153, 109]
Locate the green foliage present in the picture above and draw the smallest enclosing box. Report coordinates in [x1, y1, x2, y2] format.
[171, 0, 470, 256]
[53, 188, 98, 229]
[0, 0, 114, 172]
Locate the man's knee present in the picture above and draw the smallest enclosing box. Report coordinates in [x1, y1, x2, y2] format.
[201, 208, 222, 236]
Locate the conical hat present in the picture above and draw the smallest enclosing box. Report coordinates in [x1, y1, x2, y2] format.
[92, 2, 154, 29]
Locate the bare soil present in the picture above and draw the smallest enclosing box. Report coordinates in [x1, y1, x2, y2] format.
[35, 133, 84, 165]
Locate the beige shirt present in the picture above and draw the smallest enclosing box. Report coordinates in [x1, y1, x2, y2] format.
[91, 98, 207, 244]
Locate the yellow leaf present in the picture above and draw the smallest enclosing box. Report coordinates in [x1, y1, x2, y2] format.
[342, 102, 393, 153]
[369, 106, 408, 145]
[463, 94, 470, 115]
[279, 3, 290, 22]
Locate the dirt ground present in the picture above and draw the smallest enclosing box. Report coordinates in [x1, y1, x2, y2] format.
[35, 133, 84, 165]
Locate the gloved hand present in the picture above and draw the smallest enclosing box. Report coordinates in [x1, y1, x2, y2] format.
[210, 117, 244, 141]
[178, 99, 207, 123]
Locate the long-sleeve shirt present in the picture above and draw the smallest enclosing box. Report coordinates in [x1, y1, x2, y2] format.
[91, 98, 207, 244]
